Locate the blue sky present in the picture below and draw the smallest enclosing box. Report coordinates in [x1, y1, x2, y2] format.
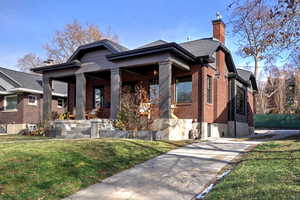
[0, 0, 249, 70]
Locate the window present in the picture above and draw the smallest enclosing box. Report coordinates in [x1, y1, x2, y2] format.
[57, 98, 65, 108]
[207, 75, 212, 104]
[149, 78, 159, 104]
[4, 95, 17, 111]
[28, 95, 37, 105]
[236, 86, 245, 114]
[93, 87, 104, 108]
[207, 123, 212, 137]
[176, 76, 192, 103]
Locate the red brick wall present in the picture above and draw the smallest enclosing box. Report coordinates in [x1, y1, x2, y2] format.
[214, 50, 229, 123]
[0, 94, 23, 124]
[0, 93, 65, 124]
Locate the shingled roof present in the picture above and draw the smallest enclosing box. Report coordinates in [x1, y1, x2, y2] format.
[0, 67, 67, 96]
[237, 68, 258, 91]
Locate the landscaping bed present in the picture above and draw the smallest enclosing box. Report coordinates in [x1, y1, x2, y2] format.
[0, 138, 192, 200]
[205, 134, 300, 200]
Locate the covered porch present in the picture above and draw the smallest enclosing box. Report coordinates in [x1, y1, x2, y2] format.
[42, 57, 198, 121]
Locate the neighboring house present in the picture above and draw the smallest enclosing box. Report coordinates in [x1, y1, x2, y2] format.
[32, 18, 258, 139]
[0, 67, 67, 134]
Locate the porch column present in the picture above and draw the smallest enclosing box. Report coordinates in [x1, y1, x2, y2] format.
[75, 73, 86, 120]
[43, 76, 52, 122]
[110, 68, 122, 119]
[159, 59, 172, 118]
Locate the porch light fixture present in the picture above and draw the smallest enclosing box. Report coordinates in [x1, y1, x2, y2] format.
[153, 70, 158, 76]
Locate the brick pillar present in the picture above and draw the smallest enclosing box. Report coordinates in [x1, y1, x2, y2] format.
[75, 73, 86, 120]
[191, 65, 202, 122]
[42, 76, 52, 122]
[110, 68, 122, 119]
[159, 59, 172, 118]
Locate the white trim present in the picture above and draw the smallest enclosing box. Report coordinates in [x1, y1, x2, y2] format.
[57, 98, 65, 108]
[7, 88, 67, 97]
[28, 95, 38, 106]
[4, 94, 18, 111]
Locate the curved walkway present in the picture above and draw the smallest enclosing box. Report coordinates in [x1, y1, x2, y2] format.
[64, 139, 260, 200]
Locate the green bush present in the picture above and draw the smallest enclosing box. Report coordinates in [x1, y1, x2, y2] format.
[254, 114, 300, 129]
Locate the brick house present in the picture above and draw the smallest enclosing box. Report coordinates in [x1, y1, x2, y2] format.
[0, 67, 67, 134]
[32, 18, 257, 139]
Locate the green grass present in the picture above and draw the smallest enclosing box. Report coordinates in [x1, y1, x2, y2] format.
[0, 135, 48, 142]
[0, 138, 192, 200]
[205, 135, 300, 200]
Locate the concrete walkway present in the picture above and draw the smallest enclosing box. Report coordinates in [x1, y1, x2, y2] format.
[64, 139, 260, 200]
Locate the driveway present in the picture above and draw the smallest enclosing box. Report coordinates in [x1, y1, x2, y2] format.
[64, 139, 260, 200]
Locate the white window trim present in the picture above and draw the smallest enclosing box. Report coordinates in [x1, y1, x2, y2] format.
[57, 98, 65, 108]
[3, 94, 18, 112]
[28, 95, 38, 106]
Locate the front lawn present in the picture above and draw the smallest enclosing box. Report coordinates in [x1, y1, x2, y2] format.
[205, 135, 300, 200]
[0, 134, 48, 142]
[0, 138, 192, 200]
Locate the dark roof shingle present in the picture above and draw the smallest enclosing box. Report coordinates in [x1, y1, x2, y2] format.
[0, 67, 67, 95]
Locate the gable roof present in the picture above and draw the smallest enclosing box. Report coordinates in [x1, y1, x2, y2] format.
[67, 39, 128, 62]
[0, 67, 67, 96]
[32, 38, 237, 74]
[237, 68, 258, 91]
[179, 38, 220, 57]
[137, 40, 168, 49]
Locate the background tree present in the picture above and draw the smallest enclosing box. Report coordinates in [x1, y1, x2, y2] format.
[229, 0, 273, 81]
[17, 53, 43, 72]
[17, 20, 118, 71]
[228, 0, 299, 80]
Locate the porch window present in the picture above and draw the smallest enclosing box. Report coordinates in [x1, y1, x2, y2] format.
[149, 78, 159, 104]
[93, 86, 104, 108]
[4, 95, 17, 111]
[236, 86, 246, 114]
[175, 76, 192, 103]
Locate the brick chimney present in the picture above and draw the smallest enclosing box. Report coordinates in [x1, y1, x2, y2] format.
[212, 14, 225, 43]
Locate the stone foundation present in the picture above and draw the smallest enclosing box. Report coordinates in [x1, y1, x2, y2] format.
[49, 119, 253, 140]
[0, 124, 27, 134]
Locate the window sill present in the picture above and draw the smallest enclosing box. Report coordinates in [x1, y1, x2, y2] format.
[175, 103, 192, 106]
[2, 109, 18, 112]
[28, 104, 37, 106]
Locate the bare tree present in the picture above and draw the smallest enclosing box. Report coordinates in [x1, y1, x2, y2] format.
[17, 53, 43, 72]
[228, 0, 299, 80]
[17, 20, 118, 71]
[44, 20, 118, 64]
[229, 0, 273, 81]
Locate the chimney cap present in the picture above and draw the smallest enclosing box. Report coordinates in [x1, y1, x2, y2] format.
[216, 12, 222, 20]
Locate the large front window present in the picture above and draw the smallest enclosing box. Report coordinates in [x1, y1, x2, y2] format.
[4, 95, 17, 111]
[93, 86, 104, 108]
[176, 76, 192, 103]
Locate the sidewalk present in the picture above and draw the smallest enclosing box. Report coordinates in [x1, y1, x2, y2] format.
[64, 139, 259, 200]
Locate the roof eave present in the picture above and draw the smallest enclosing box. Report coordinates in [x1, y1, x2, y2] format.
[31, 62, 81, 73]
[107, 43, 196, 62]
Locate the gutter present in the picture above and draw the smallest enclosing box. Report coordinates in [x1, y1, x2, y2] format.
[31, 60, 81, 73]
[2, 88, 67, 97]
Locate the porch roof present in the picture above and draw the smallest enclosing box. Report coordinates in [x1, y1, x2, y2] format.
[31, 38, 237, 74]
